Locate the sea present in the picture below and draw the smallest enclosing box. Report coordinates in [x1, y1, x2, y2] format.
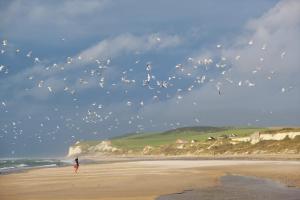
[0, 158, 73, 174]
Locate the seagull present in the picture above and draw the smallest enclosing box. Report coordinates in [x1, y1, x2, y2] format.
[79, 78, 88, 85]
[143, 73, 152, 86]
[175, 64, 182, 69]
[38, 80, 44, 88]
[203, 58, 213, 65]
[47, 86, 52, 92]
[235, 55, 241, 60]
[187, 85, 194, 91]
[99, 77, 105, 88]
[26, 51, 32, 57]
[34, 57, 40, 63]
[67, 57, 72, 64]
[245, 80, 255, 87]
[200, 75, 206, 83]
[0, 65, 5, 72]
[156, 80, 168, 88]
[2, 40, 7, 46]
[187, 57, 194, 62]
[280, 51, 286, 59]
[146, 64, 151, 71]
[216, 82, 222, 95]
[121, 76, 131, 84]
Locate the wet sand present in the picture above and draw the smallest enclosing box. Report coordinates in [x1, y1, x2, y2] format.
[0, 160, 299, 200]
[157, 175, 300, 200]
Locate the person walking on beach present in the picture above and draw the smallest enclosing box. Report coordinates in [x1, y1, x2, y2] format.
[74, 157, 79, 173]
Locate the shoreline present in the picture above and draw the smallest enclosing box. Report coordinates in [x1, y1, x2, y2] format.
[0, 159, 300, 199]
[1, 154, 300, 176]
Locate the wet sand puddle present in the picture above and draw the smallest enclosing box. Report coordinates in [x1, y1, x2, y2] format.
[156, 175, 300, 200]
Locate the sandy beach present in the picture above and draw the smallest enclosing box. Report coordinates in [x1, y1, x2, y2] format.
[1, 160, 300, 200]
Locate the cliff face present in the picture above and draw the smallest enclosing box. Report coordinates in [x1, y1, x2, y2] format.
[88, 141, 119, 153]
[67, 145, 82, 157]
[67, 141, 120, 157]
[232, 132, 300, 144]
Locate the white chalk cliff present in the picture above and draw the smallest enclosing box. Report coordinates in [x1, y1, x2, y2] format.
[232, 131, 300, 144]
[67, 140, 119, 157]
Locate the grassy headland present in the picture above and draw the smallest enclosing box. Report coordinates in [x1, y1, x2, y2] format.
[110, 127, 263, 152]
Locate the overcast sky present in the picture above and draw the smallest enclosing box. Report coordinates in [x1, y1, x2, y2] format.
[0, 0, 299, 157]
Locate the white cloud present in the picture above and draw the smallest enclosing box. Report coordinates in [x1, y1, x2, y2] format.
[223, 0, 300, 73]
[139, 0, 300, 126]
[78, 33, 182, 61]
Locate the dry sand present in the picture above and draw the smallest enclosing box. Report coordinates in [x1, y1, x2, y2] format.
[0, 160, 300, 200]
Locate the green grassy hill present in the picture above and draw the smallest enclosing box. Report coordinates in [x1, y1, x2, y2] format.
[110, 127, 263, 152]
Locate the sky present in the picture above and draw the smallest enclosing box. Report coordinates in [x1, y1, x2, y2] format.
[0, 0, 299, 157]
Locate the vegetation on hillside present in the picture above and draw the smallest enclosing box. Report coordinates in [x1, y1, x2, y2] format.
[69, 127, 300, 156]
[110, 127, 263, 152]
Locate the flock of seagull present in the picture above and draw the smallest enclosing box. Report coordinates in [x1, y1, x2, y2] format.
[0, 37, 291, 154]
